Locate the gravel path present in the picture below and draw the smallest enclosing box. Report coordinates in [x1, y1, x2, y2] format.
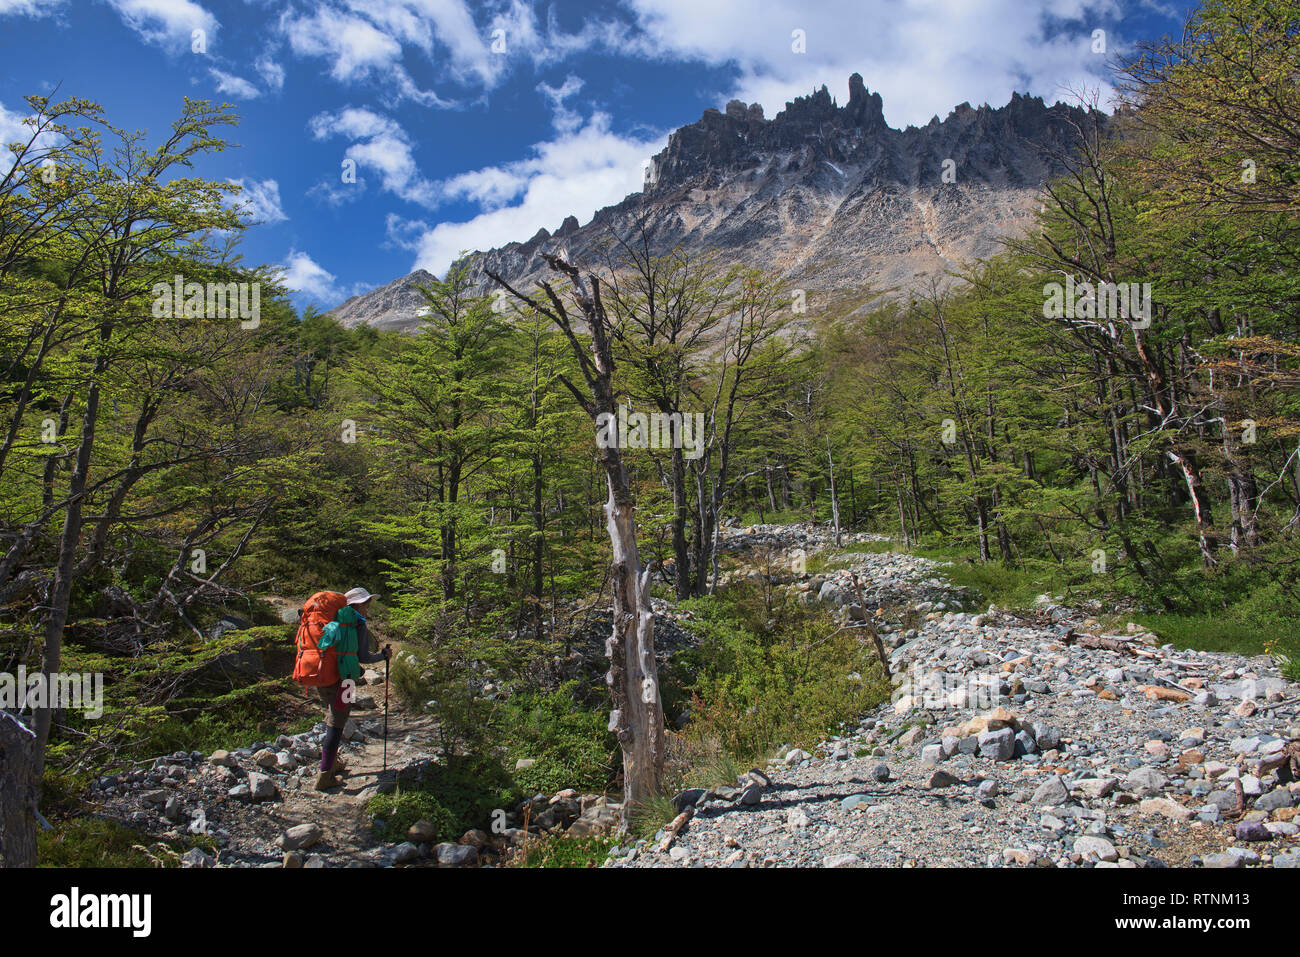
[613, 530, 1300, 869]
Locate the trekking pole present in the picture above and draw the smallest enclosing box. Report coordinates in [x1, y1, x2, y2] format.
[383, 647, 390, 773]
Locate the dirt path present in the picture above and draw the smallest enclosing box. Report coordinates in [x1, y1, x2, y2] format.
[272, 694, 440, 865]
[259, 597, 436, 864]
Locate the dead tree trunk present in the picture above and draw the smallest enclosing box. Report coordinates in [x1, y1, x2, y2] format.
[0, 713, 38, 867]
[826, 436, 842, 547]
[486, 256, 665, 811]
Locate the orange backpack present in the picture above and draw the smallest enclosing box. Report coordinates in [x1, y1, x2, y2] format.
[293, 591, 349, 687]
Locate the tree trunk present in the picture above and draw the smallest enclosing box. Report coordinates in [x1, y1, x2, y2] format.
[35, 374, 101, 781]
[826, 437, 841, 546]
[486, 256, 665, 812]
[0, 713, 38, 868]
[604, 481, 664, 809]
[671, 444, 690, 599]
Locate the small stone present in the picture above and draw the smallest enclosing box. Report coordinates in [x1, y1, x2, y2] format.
[1144, 740, 1170, 759]
[1074, 836, 1119, 862]
[180, 847, 215, 869]
[784, 748, 810, 765]
[407, 819, 438, 843]
[928, 769, 959, 789]
[984, 706, 1017, 730]
[739, 783, 763, 805]
[1257, 789, 1296, 811]
[1141, 685, 1192, 703]
[1140, 797, 1194, 821]
[1075, 777, 1117, 800]
[1031, 774, 1070, 806]
[671, 788, 708, 813]
[823, 853, 862, 868]
[1014, 730, 1038, 757]
[247, 772, 277, 802]
[1202, 852, 1242, 868]
[1031, 723, 1061, 751]
[1234, 821, 1272, 842]
[279, 823, 322, 851]
[978, 727, 1015, 761]
[1124, 766, 1168, 794]
[392, 842, 420, 865]
[898, 727, 926, 747]
[435, 843, 479, 866]
[871, 763, 891, 783]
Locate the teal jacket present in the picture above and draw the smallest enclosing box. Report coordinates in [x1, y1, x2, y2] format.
[318, 606, 363, 680]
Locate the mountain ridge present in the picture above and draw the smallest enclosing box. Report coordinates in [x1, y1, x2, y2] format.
[328, 75, 1099, 332]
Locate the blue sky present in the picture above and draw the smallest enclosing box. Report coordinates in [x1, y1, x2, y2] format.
[0, 0, 1190, 313]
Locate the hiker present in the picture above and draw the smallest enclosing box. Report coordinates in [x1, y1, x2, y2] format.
[293, 587, 390, 791]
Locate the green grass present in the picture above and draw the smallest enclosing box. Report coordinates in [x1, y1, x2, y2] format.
[625, 791, 679, 842]
[367, 757, 522, 844]
[674, 581, 891, 763]
[38, 817, 218, 868]
[513, 834, 617, 868]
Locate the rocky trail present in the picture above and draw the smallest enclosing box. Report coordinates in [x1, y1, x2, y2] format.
[87, 662, 449, 868]
[84, 526, 1300, 868]
[611, 526, 1300, 868]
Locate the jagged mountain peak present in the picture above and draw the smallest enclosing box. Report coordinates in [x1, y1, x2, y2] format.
[329, 74, 1101, 332]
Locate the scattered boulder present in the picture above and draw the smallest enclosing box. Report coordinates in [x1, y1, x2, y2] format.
[279, 823, 322, 851]
[1031, 775, 1070, 806]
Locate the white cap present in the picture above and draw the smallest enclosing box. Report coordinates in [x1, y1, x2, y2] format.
[345, 587, 379, 605]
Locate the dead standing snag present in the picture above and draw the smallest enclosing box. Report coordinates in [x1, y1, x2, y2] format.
[486, 255, 665, 813]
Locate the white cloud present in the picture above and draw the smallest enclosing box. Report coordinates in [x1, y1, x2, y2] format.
[278, 3, 452, 106]
[537, 74, 584, 134]
[228, 178, 287, 224]
[409, 110, 665, 276]
[384, 212, 429, 251]
[210, 68, 260, 99]
[279, 249, 343, 303]
[0, 100, 62, 155]
[621, 0, 1126, 127]
[275, 0, 633, 103]
[0, 0, 64, 16]
[105, 0, 218, 51]
[255, 53, 285, 91]
[0, 102, 33, 151]
[309, 107, 439, 207]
